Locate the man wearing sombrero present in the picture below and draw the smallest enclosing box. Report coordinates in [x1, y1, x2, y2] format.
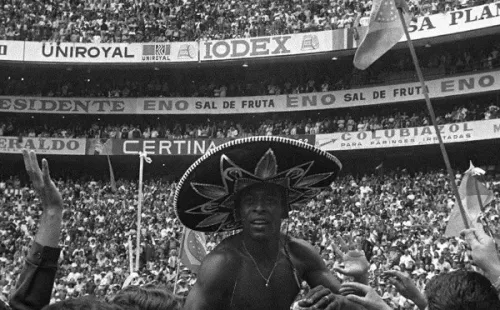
[175, 136, 370, 310]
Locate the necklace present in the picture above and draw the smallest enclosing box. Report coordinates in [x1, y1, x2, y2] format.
[242, 240, 280, 287]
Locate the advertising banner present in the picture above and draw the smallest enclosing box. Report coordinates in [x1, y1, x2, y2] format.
[0, 3, 499, 63]
[0, 137, 86, 154]
[22, 41, 198, 63]
[200, 31, 333, 61]
[0, 70, 498, 115]
[86, 135, 316, 156]
[344, 2, 500, 49]
[315, 119, 500, 151]
[0, 41, 24, 62]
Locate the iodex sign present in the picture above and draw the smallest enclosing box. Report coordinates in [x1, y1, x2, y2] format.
[316, 120, 500, 151]
[200, 32, 333, 61]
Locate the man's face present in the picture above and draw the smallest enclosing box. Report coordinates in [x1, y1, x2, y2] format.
[239, 184, 285, 240]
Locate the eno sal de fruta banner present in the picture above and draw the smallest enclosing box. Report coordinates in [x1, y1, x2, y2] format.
[0, 70, 498, 115]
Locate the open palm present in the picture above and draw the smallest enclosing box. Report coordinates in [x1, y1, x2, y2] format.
[23, 149, 63, 210]
[333, 235, 369, 279]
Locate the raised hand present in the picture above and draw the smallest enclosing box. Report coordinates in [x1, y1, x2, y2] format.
[23, 149, 63, 211]
[23, 149, 64, 248]
[461, 228, 500, 283]
[333, 235, 369, 282]
[383, 270, 427, 310]
[339, 282, 391, 310]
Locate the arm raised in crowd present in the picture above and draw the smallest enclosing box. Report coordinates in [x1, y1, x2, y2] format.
[462, 228, 500, 294]
[9, 150, 64, 310]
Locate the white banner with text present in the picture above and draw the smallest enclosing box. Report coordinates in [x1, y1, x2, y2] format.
[349, 2, 500, 49]
[21, 41, 198, 63]
[200, 31, 333, 61]
[316, 119, 500, 151]
[0, 2, 498, 63]
[0, 137, 86, 154]
[0, 70, 498, 114]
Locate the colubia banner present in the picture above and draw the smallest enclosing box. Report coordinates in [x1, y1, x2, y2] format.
[0, 137, 86, 154]
[0, 70, 498, 115]
[315, 119, 500, 151]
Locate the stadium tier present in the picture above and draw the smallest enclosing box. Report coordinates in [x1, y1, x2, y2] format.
[1, 2, 500, 309]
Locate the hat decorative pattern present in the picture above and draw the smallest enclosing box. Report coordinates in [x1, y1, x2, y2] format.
[174, 136, 342, 232]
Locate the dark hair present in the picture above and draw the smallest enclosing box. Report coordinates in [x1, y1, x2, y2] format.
[234, 182, 289, 219]
[425, 270, 500, 310]
[42, 297, 126, 310]
[110, 285, 183, 310]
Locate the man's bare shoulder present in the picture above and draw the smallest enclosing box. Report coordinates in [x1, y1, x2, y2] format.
[285, 235, 324, 268]
[286, 235, 319, 255]
[184, 235, 244, 309]
[198, 234, 243, 285]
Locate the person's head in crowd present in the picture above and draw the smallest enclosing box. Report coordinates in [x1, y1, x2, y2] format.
[111, 285, 182, 310]
[424, 270, 500, 310]
[42, 296, 125, 310]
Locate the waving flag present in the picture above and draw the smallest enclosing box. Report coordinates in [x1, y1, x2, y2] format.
[107, 155, 117, 192]
[353, 0, 411, 70]
[445, 162, 494, 237]
[180, 228, 207, 274]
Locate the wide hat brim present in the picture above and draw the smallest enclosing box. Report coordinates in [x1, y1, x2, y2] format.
[174, 136, 342, 232]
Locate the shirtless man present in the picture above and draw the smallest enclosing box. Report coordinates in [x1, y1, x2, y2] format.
[175, 137, 369, 310]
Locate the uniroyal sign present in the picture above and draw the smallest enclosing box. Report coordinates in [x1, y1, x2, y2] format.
[0, 41, 23, 61]
[315, 120, 500, 151]
[21, 41, 198, 63]
[0, 70, 498, 114]
[0, 137, 86, 154]
[199, 31, 333, 61]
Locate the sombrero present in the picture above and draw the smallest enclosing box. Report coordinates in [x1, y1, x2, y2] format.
[174, 136, 342, 232]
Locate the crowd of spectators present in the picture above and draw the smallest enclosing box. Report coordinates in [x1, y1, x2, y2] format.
[1, 39, 499, 97]
[0, 98, 498, 140]
[1, 165, 499, 308]
[0, 0, 492, 43]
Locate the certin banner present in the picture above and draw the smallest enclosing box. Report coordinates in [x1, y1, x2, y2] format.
[113, 138, 227, 155]
[0, 137, 86, 154]
[200, 31, 333, 61]
[342, 2, 500, 50]
[0, 70, 498, 114]
[315, 119, 500, 151]
[22, 41, 198, 63]
[87, 135, 316, 156]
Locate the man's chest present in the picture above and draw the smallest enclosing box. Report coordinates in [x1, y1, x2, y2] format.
[228, 259, 302, 310]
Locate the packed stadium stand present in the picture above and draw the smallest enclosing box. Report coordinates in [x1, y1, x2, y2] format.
[1, 1, 500, 309]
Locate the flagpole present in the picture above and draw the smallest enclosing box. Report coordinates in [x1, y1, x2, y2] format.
[173, 226, 187, 295]
[397, 7, 469, 229]
[136, 154, 144, 271]
[128, 235, 134, 275]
